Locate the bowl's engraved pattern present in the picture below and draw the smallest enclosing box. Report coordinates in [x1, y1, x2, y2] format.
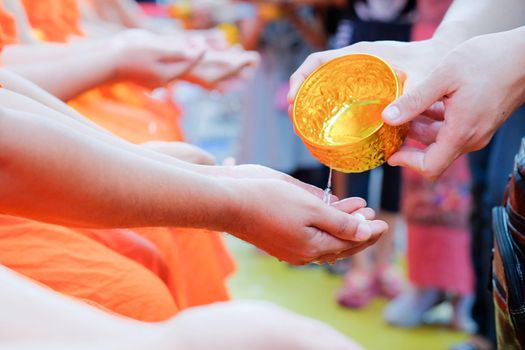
[293, 54, 408, 173]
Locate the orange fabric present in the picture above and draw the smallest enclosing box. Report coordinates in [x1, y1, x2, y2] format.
[0, 3, 17, 48]
[21, 0, 82, 42]
[69, 83, 184, 143]
[0, 216, 178, 322]
[136, 228, 235, 309]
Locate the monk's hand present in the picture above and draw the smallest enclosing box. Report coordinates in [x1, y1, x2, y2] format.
[165, 301, 363, 350]
[112, 29, 205, 88]
[181, 46, 260, 90]
[142, 141, 216, 165]
[288, 38, 450, 111]
[223, 178, 386, 265]
[383, 29, 525, 179]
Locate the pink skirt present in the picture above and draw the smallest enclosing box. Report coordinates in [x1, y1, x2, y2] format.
[408, 224, 474, 295]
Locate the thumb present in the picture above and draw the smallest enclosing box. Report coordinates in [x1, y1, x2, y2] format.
[315, 205, 371, 242]
[382, 69, 449, 126]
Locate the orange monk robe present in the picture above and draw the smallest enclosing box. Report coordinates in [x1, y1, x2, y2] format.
[17, 0, 236, 310]
[21, 0, 82, 42]
[0, 216, 179, 322]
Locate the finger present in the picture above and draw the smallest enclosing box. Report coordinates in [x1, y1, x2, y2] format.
[388, 137, 461, 179]
[288, 51, 334, 103]
[316, 229, 383, 263]
[352, 207, 375, 220]
[160, 51, 205, 81]
[392, 67, 406, 84]
[355, 219, 388, 243]
[331, 197, 367, 213]
[421, 101, 445, 121]
[382, 68, 450, 126]
[303, 227, 362, 263]
[408, 116, 442, 146]
[315, 206, 372, 242]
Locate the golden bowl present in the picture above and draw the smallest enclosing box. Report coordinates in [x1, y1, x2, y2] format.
[293, 54, 408, 173]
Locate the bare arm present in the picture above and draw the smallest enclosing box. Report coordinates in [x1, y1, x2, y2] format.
[434, 0, 525, 45]
[4, 40, 119, 101]
[0, 69, 234, 173]
[3, 30, 203, 100]
[0, 106, 235, 229]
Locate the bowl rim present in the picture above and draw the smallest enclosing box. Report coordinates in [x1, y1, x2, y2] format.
[292, 53, 401, 150]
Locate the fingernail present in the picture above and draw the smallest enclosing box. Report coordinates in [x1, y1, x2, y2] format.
[383, 105, 401, 123]
[355, 223, 371, 241]
[353, 213, 366, 223]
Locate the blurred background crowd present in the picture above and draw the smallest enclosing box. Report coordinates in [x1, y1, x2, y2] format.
[9, 0, 525, 349]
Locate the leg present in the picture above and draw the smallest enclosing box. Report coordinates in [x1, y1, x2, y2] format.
[375, 164, 404, 299]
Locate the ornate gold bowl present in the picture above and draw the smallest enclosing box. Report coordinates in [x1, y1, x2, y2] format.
[293, 54, 408, 173]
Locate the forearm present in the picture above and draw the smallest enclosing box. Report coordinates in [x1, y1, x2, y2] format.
[3, 41, 120, 100]
[0, 80, 223, 177]
[2, 38, 110, 64]
[434, 0, 525, 46]
[0, 107, 236, 229]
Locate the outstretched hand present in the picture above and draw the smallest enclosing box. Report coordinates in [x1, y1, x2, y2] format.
[221, 165, 387, 265]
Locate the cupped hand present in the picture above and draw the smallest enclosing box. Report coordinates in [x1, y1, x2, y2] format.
[182, 46, 260, 90]
[227, 178, 387, 265]
[113, 29, 205, 88]
[382, 29, 525, 178]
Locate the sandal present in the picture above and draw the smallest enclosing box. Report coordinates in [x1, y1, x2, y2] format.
[384, 288, 444, 328]
[376, 265, 404, 299]
[337, 269, 377, 309]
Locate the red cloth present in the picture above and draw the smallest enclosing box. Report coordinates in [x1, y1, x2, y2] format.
[412, 0, 452, 41]
[407, 225, 474, 295]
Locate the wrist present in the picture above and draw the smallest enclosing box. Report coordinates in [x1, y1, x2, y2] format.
[108, 35, 131, 81]
[210, 177, 247, 234]
[432, 20, 471, 49]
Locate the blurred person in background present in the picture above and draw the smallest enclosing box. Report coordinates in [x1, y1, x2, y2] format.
[237, 1, 333, 189]
[330, 0, 415, 309]
[383, 0, 475, 333]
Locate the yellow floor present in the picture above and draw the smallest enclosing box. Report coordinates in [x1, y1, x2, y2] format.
[226, 237, 468, 350]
